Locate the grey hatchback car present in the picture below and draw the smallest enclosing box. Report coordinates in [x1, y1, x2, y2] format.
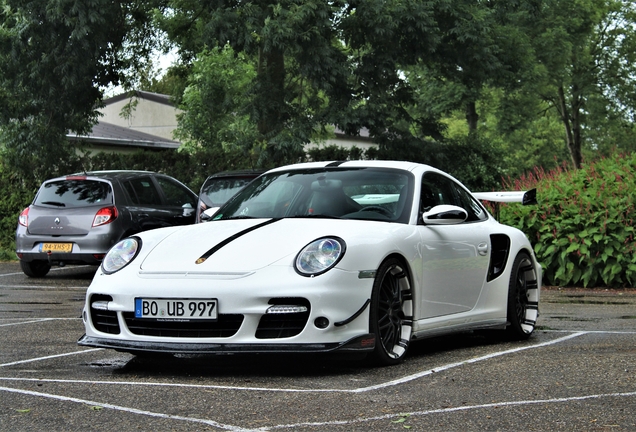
[16, 170, 197, 277]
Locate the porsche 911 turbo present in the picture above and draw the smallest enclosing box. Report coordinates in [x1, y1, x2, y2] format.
[78, 160, 541, 365]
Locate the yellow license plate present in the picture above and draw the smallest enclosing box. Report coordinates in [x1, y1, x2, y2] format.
[40, 243, 73, 253]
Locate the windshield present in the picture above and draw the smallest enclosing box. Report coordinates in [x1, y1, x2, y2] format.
[35, 179, 113, 208]
[215, 168, 414, 223]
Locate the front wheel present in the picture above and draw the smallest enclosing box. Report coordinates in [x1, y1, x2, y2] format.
[369, 258, 413, 365]
[20, 260, 51, 278]
[506, 251, 539, 340]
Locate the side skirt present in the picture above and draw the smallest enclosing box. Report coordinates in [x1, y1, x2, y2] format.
[410, 319, 507, 340]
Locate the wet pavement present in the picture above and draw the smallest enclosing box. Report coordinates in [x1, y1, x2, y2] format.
[1, 262, 635, 431]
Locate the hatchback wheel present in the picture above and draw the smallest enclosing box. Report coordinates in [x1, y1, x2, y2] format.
[20, 260, 51, 278]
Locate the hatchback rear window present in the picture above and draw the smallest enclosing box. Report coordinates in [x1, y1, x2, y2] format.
[201, 177, 256, 207]
[34, 180, 113, 208]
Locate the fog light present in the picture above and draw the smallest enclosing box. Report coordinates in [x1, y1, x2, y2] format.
[91, 301, 110, 311]
[314, 316, 329, 329]
[266, 305, 308, 314]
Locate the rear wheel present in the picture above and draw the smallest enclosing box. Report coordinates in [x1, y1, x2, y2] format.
[20, 260, 51, 278]
[506, 252, 539, 339]
[369, 258, 413, 365]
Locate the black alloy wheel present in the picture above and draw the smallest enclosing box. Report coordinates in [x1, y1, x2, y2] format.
[506, 251, 539, 339]
[369, 258, 413, 365]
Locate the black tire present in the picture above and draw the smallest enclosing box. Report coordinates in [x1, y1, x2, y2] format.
[20, 260, 51, 278]
[506, 251, 539, 340]
[369, 258, 413, 365]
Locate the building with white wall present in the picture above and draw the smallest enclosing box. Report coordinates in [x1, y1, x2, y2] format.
[68, 90, 376, 154]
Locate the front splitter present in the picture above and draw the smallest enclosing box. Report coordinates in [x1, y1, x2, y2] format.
[78, 333, 376, 355]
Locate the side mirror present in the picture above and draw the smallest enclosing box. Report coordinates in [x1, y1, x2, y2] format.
[200, 207, 220, 222]
[422, 205, 468, 225]
[182, 202, 194, 217]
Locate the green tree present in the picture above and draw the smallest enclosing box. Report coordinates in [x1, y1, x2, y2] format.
[174, 45, 263, 165]
[158, 0, 352, 164]
[158, 0, 542, 169]
[0, 0, 158, 182]
[528, 0, 636, 168]
[406, 0, 538, 135]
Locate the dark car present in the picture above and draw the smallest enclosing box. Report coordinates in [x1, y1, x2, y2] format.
[196, 170, 263, 222]
[16, 170, 197, 277]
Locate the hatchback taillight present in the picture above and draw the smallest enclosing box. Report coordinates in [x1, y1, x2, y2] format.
[93, 206, 118, 227]
[19, 207, 29, 227]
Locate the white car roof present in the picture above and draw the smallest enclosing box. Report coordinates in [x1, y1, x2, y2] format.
[267, 160, 434, 173]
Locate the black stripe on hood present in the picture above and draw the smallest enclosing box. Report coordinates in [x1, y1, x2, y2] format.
[195, 218, 282, 264]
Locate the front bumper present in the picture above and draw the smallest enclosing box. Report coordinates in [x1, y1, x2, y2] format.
[81, 264, 375, 352]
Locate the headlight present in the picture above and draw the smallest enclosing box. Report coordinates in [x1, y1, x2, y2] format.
[102, 237, 141, 274]
[295, 237, 345, 276]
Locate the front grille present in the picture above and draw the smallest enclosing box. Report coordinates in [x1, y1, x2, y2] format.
[89, 294, 120, 334]
[255, 298, 311, 339]
[122, 313, 243, 338]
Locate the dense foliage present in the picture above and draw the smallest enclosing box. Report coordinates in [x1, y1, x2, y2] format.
[0, 159, 35, 260]
[0, 0, 158, 182]
[499, 153, 636, 288]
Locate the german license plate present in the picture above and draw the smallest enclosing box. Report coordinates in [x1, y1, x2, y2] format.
[134, 298, 218, 320]
[40, 242, 73, 253]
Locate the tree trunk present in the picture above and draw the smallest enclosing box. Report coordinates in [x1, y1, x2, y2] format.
[465, 100, 479, 133]
[256, 47, 286, 137]
[556, 85, 582, 169]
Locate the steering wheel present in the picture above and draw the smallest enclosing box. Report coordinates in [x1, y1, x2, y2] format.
[362, 205, 393, 217]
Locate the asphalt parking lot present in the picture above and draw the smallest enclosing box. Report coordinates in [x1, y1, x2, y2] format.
[1, 262, 635, 431]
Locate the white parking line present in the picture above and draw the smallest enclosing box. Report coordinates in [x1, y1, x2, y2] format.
[0, 272, 27, 277]
[0, 332, 588, 393]
[263, 391, 636, 430]
[0, 284, 87, 289]
[0, 385, 250, 432]
[0, 317, 79, 327]
[0, 348, 102, 367]
[3, 384, 634, 432]
[0, 330, 633, 431]
[0, 265, 93, 278]
[353, 331, 587, 392]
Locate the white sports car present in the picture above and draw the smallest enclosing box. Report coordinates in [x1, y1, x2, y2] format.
[78, 160, 541, 365]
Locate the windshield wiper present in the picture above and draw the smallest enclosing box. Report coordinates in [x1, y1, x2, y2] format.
[41, 201, 66, 207]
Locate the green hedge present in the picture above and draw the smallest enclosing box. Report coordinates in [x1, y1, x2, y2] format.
[499, 152, 636, 288]
[0, 160, 39, 260]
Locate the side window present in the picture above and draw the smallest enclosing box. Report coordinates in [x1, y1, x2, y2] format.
[420, 172, 487, 222]
[123, 181, 139, 205]
[126, 177, 162, 206]
[451, 183, 488, 222]
[156, 177, 195, 208]
[420, 172, 456, 212]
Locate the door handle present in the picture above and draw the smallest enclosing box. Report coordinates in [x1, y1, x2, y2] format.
[478, 242, 488, 256]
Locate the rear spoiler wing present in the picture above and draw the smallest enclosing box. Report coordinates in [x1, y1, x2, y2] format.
[473, 188, 537, 206]
[473, 188, 537, 221]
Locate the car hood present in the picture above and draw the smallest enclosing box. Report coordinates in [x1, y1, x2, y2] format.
[139, 218, 405, 274]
